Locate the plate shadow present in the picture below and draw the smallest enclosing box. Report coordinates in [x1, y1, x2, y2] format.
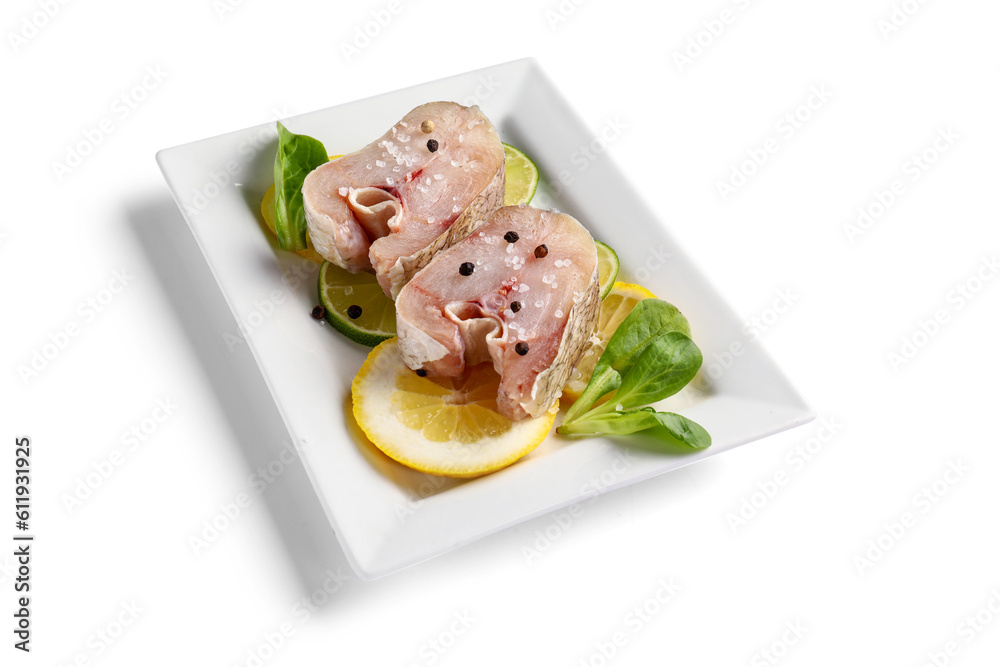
[126, 194, 365, 603]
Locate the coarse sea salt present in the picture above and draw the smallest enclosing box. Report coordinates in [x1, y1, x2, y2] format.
[375, 160, 386, 168]
[338, 187, 348, 196]
[519, 284, 529, 293]
[381, 139, 420, 168]
[555, 309, 564, 318]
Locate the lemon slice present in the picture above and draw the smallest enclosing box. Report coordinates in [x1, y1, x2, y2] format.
[318, 261, 396, 347]
[352, 339, 555, 478]
[595, 241, 620, 300]
[562, 282, 658, 402]
[502, 143, 539, 206]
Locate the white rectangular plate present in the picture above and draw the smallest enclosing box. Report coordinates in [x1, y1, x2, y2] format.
[156, 58, 813, 580]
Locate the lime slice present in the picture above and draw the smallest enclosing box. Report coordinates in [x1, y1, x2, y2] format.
[595, 241, 620, 300]
[502, 143, 539, 206]
[318, 261, 396, 347]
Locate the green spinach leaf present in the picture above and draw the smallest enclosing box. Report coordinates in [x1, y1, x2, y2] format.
[607, 331, 702, 410]
[560, 407, 711, 449]
[564, 299, 691, 423]
[273, 122, 328, 251]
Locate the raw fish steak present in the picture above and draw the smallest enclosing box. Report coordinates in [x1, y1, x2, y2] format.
[302, 101, 505, 298]
[395, 206, 601, 420]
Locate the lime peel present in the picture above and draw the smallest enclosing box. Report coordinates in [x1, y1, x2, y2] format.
[502, 143, 539, 206]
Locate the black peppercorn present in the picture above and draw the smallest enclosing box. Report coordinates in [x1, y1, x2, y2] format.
[459, 262, 475, 276]
[504, 231, 519, 243]
[416, 369, 428, 377]
[427, 139, 439, 152]
[510, 301, 521, 313]
[310, 305, 326, 320]
[534, 244, 548, 259]
[347, 305, 363, 319]
[515, 342, 529, 356]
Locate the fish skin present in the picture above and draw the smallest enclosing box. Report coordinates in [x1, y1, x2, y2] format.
[302, 101, 505, 298]
[396, 206, 601, 421]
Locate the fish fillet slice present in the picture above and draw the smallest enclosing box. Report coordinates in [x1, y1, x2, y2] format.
[395, 206, 601, 421]
[302, 101, 505, 298]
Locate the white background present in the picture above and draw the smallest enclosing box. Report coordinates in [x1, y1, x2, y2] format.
[3, 0, 1000, 665]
